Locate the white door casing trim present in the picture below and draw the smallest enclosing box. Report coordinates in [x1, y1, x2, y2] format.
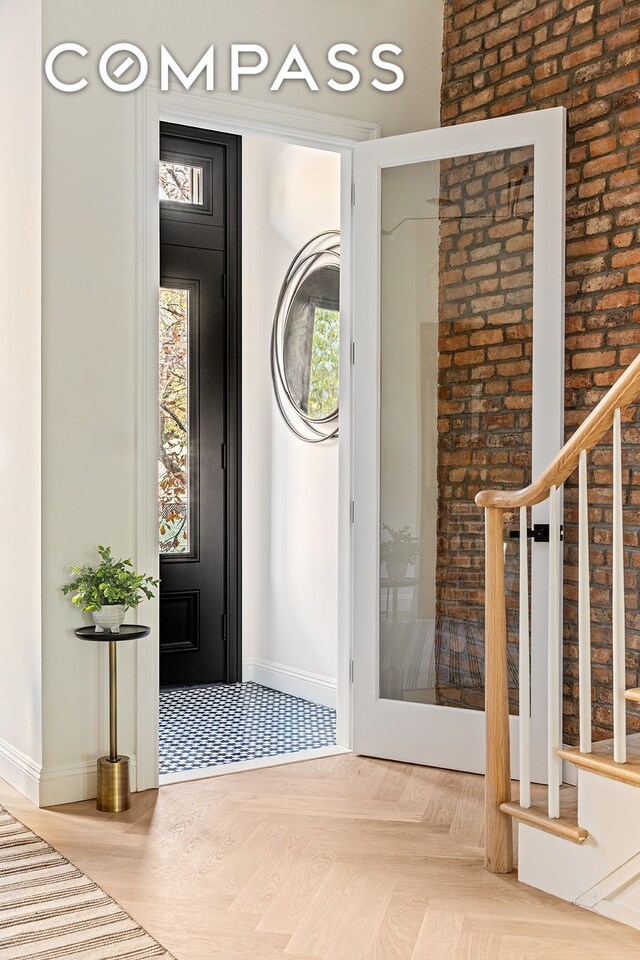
[135, 83, 379, 791]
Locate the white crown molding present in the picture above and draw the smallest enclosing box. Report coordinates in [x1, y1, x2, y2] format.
[141, 82, 381, 147]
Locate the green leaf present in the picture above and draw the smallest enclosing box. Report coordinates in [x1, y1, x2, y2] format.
[60, 545, 159, 612]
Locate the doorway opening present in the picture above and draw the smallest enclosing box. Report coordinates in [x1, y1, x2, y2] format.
[157, 124, 344, 783]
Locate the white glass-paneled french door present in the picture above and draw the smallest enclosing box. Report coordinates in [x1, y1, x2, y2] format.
[351, 107, 566, 781]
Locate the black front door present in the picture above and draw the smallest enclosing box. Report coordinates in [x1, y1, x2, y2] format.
[159, 123, 241, 686]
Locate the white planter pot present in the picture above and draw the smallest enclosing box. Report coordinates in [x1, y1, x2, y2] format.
[92, 604, 126, 634]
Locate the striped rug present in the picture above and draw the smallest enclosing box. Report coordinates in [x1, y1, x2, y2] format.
[0, 806, 175, 959]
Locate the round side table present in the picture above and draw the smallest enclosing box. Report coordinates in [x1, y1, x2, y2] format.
[75, 624, 150, 813]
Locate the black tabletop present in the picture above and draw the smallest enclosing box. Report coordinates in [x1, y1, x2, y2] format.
[74, 625, 151, 642]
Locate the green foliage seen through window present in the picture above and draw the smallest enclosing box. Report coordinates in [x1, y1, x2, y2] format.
[307, 307, 339, 419]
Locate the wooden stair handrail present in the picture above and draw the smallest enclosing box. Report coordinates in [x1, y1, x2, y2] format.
[476, 351, 640, 510]
[479, 349, 640, 875]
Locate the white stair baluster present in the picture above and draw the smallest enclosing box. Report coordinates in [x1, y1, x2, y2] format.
[519, 505, 531, 808]
[578, 449, 592, 754]
[548, 484, 561, 819]
[613, 407, 626, 764]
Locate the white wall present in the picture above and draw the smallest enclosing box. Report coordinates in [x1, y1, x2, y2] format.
[0, 0, 43, 803]
[242, 140, 340, 707]
[18, 0, 445, 803]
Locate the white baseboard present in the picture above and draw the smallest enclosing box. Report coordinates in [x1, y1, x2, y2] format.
[591, 899, 640, 931]
[0, 736, 42, 806]
[39, 756, 137, 807]
[243, 657, 337, 709]
[0, 736, 140, 808]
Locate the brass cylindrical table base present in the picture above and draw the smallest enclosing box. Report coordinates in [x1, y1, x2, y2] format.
[97, 756, 131, 812]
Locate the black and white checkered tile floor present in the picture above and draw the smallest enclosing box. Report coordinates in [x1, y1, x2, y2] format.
[159, 681, 337, 775]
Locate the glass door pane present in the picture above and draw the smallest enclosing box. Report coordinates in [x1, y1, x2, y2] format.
[159, 286, 191, 554]
[378, 148, 534, 712]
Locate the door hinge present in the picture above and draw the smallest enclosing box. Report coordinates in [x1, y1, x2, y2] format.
[221, 442, 227, 470]
[350, 659, 354, 683]
[222, 273, 227, 299]
[222, 613, 227, 641]
[350, 500, 355, 524]
[351, 341, 356, 365]
[351, 182, 356, 206]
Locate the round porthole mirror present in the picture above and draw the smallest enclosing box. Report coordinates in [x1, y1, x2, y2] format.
[271, 232, 340, 442]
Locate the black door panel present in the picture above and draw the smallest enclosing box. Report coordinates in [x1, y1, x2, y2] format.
[159, 125, 241, 686]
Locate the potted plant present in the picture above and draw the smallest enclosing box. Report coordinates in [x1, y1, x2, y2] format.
[61, 545, 159, 633]
[380, 524, 421, 581]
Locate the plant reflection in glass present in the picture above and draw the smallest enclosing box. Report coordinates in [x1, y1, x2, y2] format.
[380, 524, 421, 581]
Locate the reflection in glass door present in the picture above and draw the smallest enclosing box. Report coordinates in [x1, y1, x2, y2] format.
[352, 109, 566, 777]
[379, 150, 534, 714]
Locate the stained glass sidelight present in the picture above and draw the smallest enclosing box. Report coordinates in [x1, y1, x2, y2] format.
[159, 287, 190, 554]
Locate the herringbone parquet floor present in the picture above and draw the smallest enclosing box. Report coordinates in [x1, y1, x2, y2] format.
[1, 753, 640, 959]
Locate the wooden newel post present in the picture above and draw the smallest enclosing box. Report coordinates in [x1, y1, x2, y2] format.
[484, 507, 514, 873]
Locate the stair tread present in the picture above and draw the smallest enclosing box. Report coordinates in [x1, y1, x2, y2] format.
[501, 787, 587, 845]
[559, 733, 640, 786]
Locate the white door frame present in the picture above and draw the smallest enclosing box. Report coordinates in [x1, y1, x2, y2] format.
[134, 83, 379, 791]
[352, 107, 566, 781]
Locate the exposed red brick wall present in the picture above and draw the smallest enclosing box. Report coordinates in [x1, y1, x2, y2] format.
[435, 149, 534, 713]
[439, 0, 640, 740]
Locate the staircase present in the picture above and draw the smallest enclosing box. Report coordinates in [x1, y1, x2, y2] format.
[478, 351, 640, 929]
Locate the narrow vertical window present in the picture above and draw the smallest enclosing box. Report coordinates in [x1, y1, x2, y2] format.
[159, 287, 190, 553]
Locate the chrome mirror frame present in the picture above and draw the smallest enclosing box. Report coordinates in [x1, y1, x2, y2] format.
[270, 231, 340, 443]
